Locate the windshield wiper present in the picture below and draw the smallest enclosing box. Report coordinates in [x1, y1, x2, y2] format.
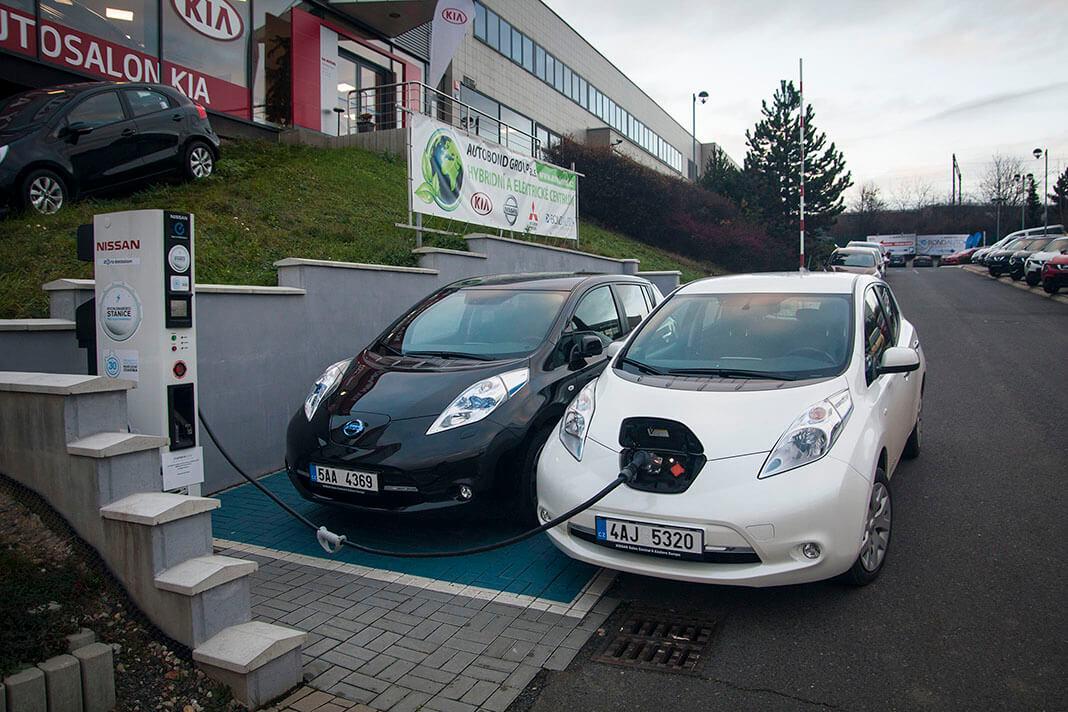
[402, 350, 497, 361]
[618, 357, 666, 375]
[373, 341, 403, 356]
[663, 367, 802, 381]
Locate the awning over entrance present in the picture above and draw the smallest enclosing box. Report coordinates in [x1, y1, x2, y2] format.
[324, 0, 435, 38]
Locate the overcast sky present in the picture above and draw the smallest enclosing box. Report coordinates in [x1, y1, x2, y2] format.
[543, 0, 1068, 204]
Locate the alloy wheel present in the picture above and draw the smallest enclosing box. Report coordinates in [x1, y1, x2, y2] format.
[189, 146, 213, 178]
[29, 176, 63, 214]
[859, 482, 891, 572]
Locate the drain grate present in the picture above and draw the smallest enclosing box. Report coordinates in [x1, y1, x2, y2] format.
[593, 612, 715, 673]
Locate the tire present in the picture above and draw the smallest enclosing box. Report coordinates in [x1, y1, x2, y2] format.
[20, 168, 68, 215]
[1025, 273, 1040, 287]
[1010, 269, 1022, 281]
[1044, 281, 1060, 295]
[838, 467, 892, 587]
[902, 392, 922, 460]
[183, 141, 215, 180]
[515, 426, 554, 525]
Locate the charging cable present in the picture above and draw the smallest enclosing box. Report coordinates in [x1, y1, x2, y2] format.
[199, 409, 649, 558]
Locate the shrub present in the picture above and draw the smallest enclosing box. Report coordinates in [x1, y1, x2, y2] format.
[546, 139, 770, 272]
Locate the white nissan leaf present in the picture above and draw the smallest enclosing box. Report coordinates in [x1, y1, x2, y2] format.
[537, 272, 925, 587]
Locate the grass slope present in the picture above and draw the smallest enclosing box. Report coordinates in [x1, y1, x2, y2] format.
[0, 140, 717, 318]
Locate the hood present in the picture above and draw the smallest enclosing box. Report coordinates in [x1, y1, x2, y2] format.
[326, 352, 526, 420]
[586, 370, 850, 461]
[830, 265, 877, 275]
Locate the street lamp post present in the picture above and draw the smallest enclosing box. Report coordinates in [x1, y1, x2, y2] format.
[1034, 147, 1048, 234]
[692, 90, 708, 181]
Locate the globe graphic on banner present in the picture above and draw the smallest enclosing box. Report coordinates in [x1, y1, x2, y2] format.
[424, 130, 464, 210]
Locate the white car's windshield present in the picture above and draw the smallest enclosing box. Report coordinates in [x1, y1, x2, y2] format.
[831, 252, 876, 267]
[619, 293, 853, 381]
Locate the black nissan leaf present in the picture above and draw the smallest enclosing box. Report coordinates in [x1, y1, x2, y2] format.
[285, 273, 662, 518]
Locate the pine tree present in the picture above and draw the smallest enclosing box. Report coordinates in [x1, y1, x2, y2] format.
[1050, 166, 1068, 228]
[699, 144, 741, 202]
[1025, 176, 1043, 228]
[742, 81, 852, 248]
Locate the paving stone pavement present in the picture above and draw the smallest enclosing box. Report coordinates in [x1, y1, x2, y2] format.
[218, 544, 619, 712]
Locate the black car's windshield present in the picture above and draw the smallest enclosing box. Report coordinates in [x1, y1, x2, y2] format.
[830, 252, 875, 267]
[620, 293, 853, 380]
[0, 89, 76, 132]
[378, 288, 568, 360]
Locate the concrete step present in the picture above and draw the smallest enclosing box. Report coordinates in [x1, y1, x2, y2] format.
[67, 431, 167, 458]
[99, 491, 219, 526]
[155, 555, 257, 596]
[193, 622, 306, 709]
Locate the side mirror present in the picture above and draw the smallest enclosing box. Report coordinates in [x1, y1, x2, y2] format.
[877, 346, 920, 375]
[604, 341, 623, 359]
[569, 334, 603, 367]
[64, 121, 94, 138]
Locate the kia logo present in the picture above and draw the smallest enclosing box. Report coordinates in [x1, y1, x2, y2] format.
[441, 7, 468, 24]
[470, 192, 492, 215]
[172, 0, 244, 41]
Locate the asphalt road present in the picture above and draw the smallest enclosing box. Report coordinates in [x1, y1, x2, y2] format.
[522, 267, 1068, 712]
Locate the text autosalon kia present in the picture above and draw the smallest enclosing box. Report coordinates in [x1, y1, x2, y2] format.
[538, 272, 925, 587]
[286, 273, 662, 517]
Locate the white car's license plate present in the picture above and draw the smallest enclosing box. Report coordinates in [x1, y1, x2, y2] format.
[309, 464, 378, 492]
[595, 517, 704, 560]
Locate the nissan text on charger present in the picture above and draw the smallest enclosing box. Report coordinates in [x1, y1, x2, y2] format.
[538, 272, 925, 587]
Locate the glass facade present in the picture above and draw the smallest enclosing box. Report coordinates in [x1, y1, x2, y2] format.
[471, 0, 684, 174]
[39, 0, 159, 54]
[459, 84, 535, 155]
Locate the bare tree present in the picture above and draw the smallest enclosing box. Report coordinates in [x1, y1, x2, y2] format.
[887, 177, 937, 210]
[979, 153, 1024, 207]
[852, 182, 886, 213]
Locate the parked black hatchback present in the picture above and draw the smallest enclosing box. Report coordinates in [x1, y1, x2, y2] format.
[0, 82, 220, 215]
[285, 273, 662, 518]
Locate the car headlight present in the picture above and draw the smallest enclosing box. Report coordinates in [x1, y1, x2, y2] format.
[304, 359, 351, 420]
[759, 389, 853, 478]
[426, 368, 529, 435]
[560, 378, 596, 460]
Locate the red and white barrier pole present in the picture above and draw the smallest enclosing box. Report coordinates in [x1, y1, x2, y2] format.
[799, 58, 806, 271]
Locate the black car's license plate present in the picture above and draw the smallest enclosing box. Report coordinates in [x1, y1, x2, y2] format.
[310, 464, 378, 492]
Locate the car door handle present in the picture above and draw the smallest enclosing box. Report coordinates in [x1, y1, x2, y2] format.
[121, 128, 136, 137]
[172, 113, 184, 122]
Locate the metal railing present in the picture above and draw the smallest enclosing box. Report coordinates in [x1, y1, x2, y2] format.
[342, 81, 541, 157]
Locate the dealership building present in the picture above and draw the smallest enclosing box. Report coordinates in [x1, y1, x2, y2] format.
[0, 0, 721, 178]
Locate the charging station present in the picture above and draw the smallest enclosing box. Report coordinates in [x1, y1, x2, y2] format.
[85, 209, 203, 492]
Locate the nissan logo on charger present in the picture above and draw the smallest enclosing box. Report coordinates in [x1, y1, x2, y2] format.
[441, 7, 468, 24]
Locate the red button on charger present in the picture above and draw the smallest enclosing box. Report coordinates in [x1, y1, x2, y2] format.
[173, 361, 187, 378]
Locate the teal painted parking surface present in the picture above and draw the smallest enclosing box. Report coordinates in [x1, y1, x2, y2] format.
[211, 472, 598, 603]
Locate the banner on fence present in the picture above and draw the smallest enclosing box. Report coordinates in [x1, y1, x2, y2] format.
[916, 234, 969, 256]
[408, 113, 578, 239]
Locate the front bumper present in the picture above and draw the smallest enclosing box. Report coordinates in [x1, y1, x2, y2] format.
[285, 408, 522, 513]
[537, 433, 870, 587]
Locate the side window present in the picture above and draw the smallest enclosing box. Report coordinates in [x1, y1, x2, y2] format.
[123, 89, 172, 117]
[568, 286, 622, 341]
[66, 92, 125, 128]
[875, 285, 900, 344]
[616, 284, 651, 332]
[863, 288, 892, 383]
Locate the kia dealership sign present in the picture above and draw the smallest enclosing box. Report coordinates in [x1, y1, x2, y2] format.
[172, 0, 244, 41]
[428, 0, 473, 89]
[408, 114, 578, 240]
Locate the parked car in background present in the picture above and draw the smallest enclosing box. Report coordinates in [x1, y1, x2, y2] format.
[538, 272, 924, 587]
[976, 226, 1066, 266]
[940, 247, 979, 266]
[986, 238, 1030, 276]
[286, 273, 663, 520]
[846, 240, 890, 258]
[1041, 253, 1068, 294]
[0, 82, 219, 215]
[1006, 236, 1057, 281]
[887, 254, 908, 268]
[1024, 235, 1068, 286]
[913, 255, 934, 267]
[827, 248, 882, 276]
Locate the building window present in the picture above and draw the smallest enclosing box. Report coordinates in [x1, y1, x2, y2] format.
[474, 3, 486, 40]
[553, 60, 563, 93]
[39, 0, 159, 55]
[535, 45, 545, 80]
[545, 54, 554, 86]
[500, 104, 532, 155]
[499, 18, 511, 57]
[253, 0, 300, 126]
[522, 36, 534, 72]
[511, 27, 522, 63]
[486, 7, 499, 48]
[578, 77, 587, 109]
[162, 0, 250, 116]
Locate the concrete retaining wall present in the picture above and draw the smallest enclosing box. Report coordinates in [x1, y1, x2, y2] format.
[0, 235, 679, 493]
